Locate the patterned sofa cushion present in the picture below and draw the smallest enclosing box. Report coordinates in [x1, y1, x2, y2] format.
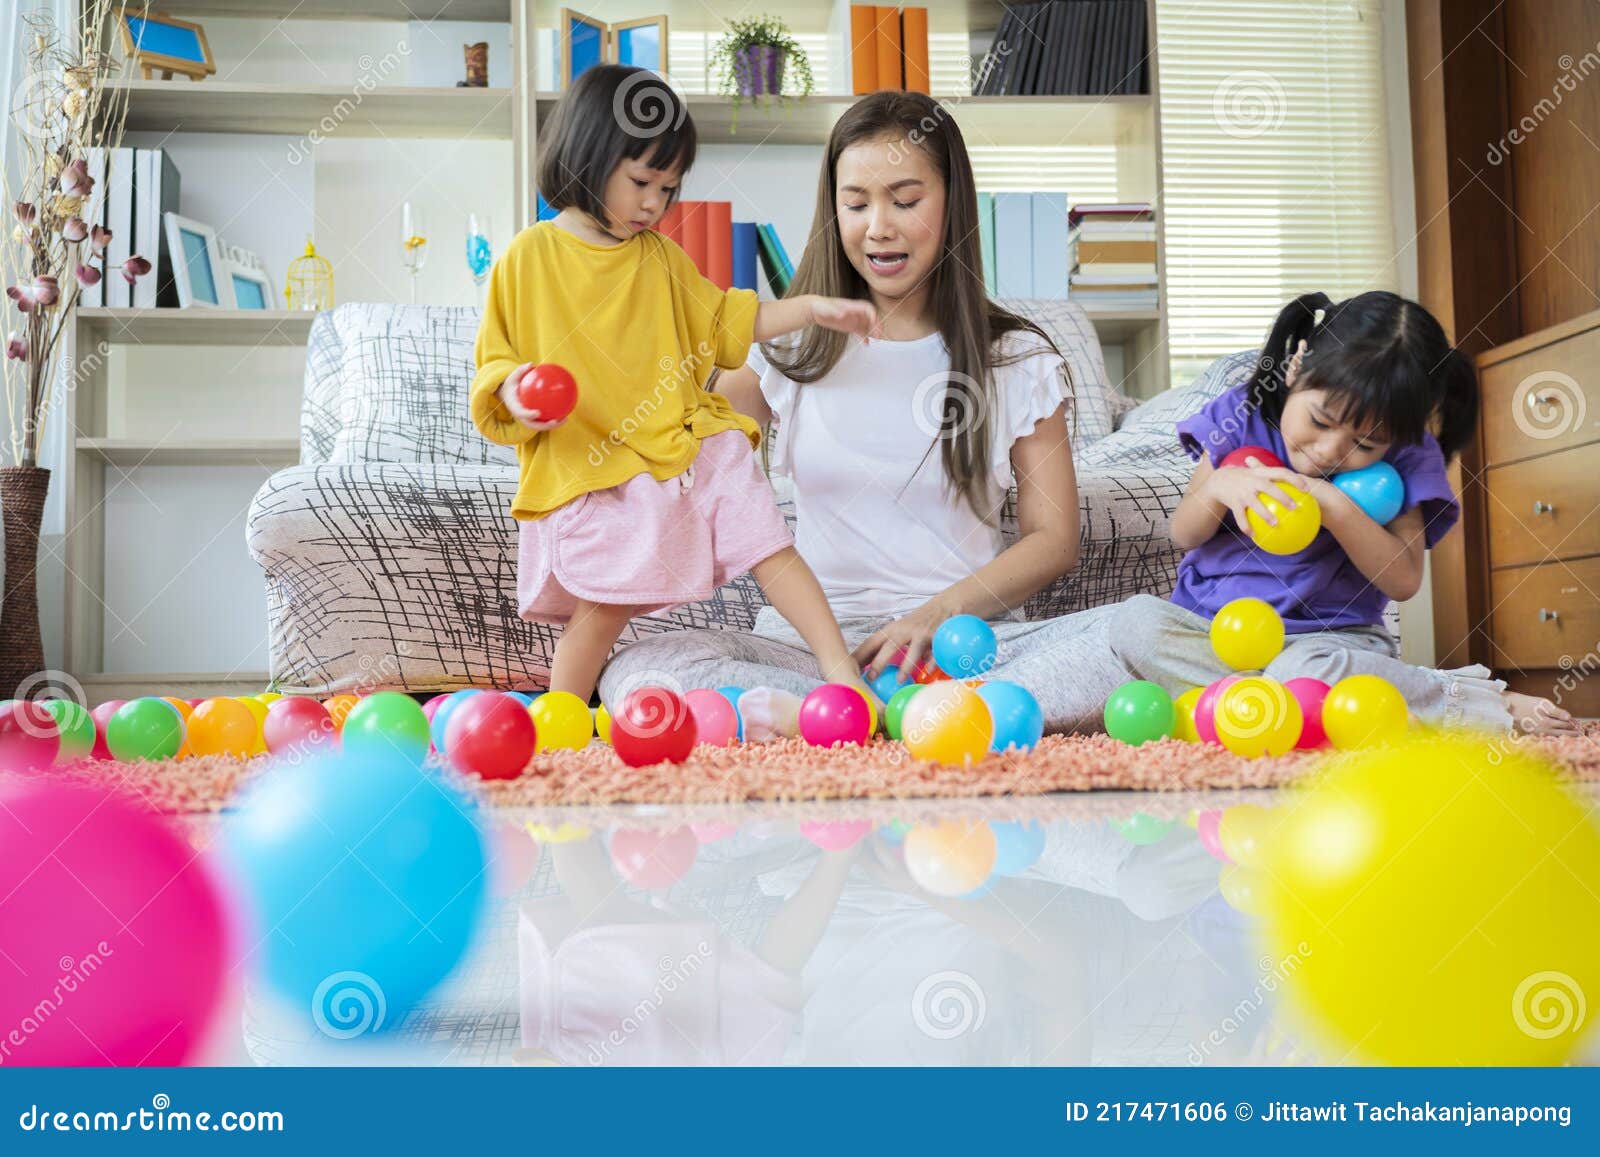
[997, 298, 1119, 448]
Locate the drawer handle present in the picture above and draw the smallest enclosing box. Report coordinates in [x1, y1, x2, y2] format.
[1538, 608, 1560, 624]
[1532, 500, 1555, 515]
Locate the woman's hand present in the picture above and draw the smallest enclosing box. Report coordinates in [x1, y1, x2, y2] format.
[497, 363, 566, 431]
[851, 598, 954, 685]
[810, 296, 882, 342]
[1201, 458, 1318, 529]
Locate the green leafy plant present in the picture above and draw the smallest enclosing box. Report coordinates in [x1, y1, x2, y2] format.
[710, 16, 815, 128]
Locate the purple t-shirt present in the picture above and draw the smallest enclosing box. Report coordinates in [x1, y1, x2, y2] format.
[1170, 384, 1460, 632]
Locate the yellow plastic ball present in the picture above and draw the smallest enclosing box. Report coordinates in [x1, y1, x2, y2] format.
[900, 681, 994, 766]
[594, 703, 612, 744]
[256, 691, 283, 704]
[233, 695, 268, 755]
[526, 821, 589, 844]
[1218, 803, 1275, 866]
[530, 691, 594, 751]
[1244, 482, 1321, 555]
[1257, 733, 1600, 1065]
[186, 697, 257, 758]
[1214, 677, 1303, 758]
[1209, 597, 1285, 670]
[1173, 687, 1204, 743]
[903, 821, 998, 897]
[1322, 674, 1408, 749]
[1218, 862, 1267, 914]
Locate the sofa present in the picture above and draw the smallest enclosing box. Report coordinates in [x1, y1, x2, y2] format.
[246, 302, 1264, 695]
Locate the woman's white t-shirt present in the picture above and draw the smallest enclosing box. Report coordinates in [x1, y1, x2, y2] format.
[747, 329, 1067, 622]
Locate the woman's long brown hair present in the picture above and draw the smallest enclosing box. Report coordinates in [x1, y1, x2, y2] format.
[764, 90, 1067, 518]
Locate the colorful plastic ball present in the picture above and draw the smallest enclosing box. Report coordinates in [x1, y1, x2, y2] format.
[262, 696, 335, 755]
[900, 681, 994, 766]
[1196, 808, 1231, 863]
[162, 697, 196, 758]
[505, 691, 534, 707]
[1322, 674, 1408, 749]
[878, 819, 911, 845]
[883, 684, 922, 742]
[1213, 676, 1303, 758]
[429, 689, 482, 756]
[715, 687, 745, 741]
[1103, 680, 1175, 746]
[1244, 482, 1322, 554]
[1109, 812, 1175, 845]
[976, 680, 1044, 752]
[343, 691, 431, 762]
[445, 692, 536, 780]
[106, 697, 184, 762]
[89, 699, 124, 759]
[903, 821, 998, 897]
[1332, 460, 1405, 525]
[186, 697, 257, 758]
[0, 700, 59, 771]
[868, 664, 904, 703]
[42, 699, 95, 762]
[1219, 444, 1285, 470]
[800, 820, 872, 851]
[1217, 804, 1275, 867]
[611, 687, 698, 767]
[799, 683, 873, 748]
[256, 691, 283, 704]
[609, 826, 696, 890]
[232, 695, 269, 755]
[1194, 675, 1243, 745]
[1284, 677, 1331, 749]
[1256, 734, 1600, 1065]
[0, 779, 229, 1064]
[223, 748, 487, 1031]
[515, 362, 579, 424]
[912, 660, 948, 685]
[690, 821, 738, 844]
[594, 703, 612, 744]
[530, 690, 595, 752]
[684, 687, 740, 748]
[1218, 863, 1267, 914]
[527, 821, 590, 844]
[324, 694, 359, 730]
[488, 821, 539, 897]
[1172, 687, 1204, 743]
[990, 819, 1046, 875]
[1209, 597, 1285, 671]
[932, 614, 998, 678]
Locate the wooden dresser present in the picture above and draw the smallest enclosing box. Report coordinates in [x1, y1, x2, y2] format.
[1474, 309, 1600, 714]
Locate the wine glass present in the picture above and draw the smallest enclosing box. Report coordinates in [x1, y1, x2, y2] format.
[401, 201, 428, 303]
[465, 212, 493, 301]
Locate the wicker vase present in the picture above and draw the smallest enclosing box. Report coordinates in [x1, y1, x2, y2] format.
[0, 466, 50, 699]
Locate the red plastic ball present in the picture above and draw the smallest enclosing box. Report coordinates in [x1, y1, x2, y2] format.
[262, 696, 335, 755]
[444, 692, 536, 780]
[1193, 675, 1243, 745]
[515, 363, 578, 424]
[912, 661, 949, 685]
[611, 687, 698, 767]
[610, 826, 697, 889]
[0, 701, 60, 772]
[1219, 445, 1284, 470]
[1285, 677, 1332, 749]
[89, 699, 124, 760]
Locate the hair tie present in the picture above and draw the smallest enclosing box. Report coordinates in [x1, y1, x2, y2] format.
[1313, 307, 1326, 327]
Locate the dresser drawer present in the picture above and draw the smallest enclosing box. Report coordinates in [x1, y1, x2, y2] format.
[1485, 445, 1600, 568]
[1489, 557, 1600, 669]
[1479, 332, 1600, 465]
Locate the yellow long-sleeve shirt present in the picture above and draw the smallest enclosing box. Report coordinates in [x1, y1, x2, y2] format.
[470, 221, 762, 520]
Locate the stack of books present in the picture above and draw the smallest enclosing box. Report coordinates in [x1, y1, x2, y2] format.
[975, 191, 1070, 300]
[836, 3, 932, 95]
[657, 202, 794, 297]
[975, 0, 1149, 96]
[1067, 202, 1158, 311]
[79, 146, 181, 309]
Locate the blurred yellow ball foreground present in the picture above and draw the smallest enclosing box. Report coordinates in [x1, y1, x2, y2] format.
[1258, 733, 1600, 1065]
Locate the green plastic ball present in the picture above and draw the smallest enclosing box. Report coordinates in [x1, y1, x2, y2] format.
[1103, 680, 1176, 746]
[1108, 812, 1176, 845]
[106, 697, 184, 762]
[42, 700, 96, 762]
[342, 691, 431, 762]
[884, 684, 923, 742]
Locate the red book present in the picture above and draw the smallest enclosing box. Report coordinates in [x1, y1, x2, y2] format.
[680, 201, 708, 276]
[705, 201, 733, 289]
[657, 202, 684, 247]
[874, 6, 902, 90]
[901, 7, 930, 95]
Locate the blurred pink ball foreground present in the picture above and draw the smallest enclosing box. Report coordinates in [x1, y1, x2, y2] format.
[0, 780, 229, 1065]
[0, 701, 59, 772]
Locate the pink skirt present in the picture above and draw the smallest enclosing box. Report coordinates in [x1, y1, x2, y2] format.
[517, 429, 794, 624]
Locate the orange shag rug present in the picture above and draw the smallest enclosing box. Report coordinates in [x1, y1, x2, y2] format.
[14, 729, 1600, 815]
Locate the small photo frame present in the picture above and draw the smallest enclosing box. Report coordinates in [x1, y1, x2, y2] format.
[221, 244, 272, 311]
[119, 10, 217, 82]
[163, 212, 235, 309]
[560, 9, 607, 87]
[614, 17, 668, 72]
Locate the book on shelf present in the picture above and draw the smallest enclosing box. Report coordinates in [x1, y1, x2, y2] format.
[732, 222, 759, 292]
[755, 225, 793, 296]
[978, 0, 1149, 96]
[133, 149, 181, 310]
[653, 204, 786, 295]
[976, 190, 1072, 300]
[1068, 199, 1159, 311]
[104, 147, 134, 308]
[835, 3, 932, 95]
[976, 191, 998, 294]
[80, 147, 108, 308]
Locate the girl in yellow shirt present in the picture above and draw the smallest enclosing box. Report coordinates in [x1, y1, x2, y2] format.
[471, 64, 880, 707]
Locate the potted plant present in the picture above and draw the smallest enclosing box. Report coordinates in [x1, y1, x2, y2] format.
[2, 3, 148, 697]
[710, 16, 815, 130]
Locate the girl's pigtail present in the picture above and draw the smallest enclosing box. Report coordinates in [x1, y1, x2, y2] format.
[1248, 291, 1332, 411]
[1433, 346, 1481, 461]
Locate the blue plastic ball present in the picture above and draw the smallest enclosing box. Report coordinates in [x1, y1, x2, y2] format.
[1332, 460, 1405, 525]
[223, 749, 487, 1032]
[878, 819, 911, 846]
[429, 689, 482, 756]
[976, 680, 1044, 752]
[932, 615, 999, 679]
[505, 692, 534, 707]
[990, 819, 1046, 876]
[715, 686, 745, 742]
[868, 665, 904, 703]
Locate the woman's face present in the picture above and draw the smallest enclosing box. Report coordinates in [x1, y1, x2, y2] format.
[834, 134, 946, 307]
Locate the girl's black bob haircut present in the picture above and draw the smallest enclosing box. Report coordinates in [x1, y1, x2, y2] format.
[537, 64, 695, 229]
[1245, 289, 1480, 461]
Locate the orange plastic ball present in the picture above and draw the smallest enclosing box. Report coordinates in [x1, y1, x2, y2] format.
[186, 698, 257, 758]
[163, 697, 195, 759]
[900, 681, 994, 766]
[324, 694, 359, 730]
[903, 821, 998, 897]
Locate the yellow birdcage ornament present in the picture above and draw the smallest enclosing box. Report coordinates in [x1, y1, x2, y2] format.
[284, 237, 333, 310]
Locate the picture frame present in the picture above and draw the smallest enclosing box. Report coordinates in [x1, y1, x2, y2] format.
[559, 9, 670, 86]
[162, 212, 235, 309]
[118, 9, 218, 82]
[220, 243, 272, 311]
[613, 17, 668, 73]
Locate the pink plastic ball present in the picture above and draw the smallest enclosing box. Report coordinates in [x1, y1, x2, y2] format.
[0, 779, 229, 1065]
[610, 826, 697, 890]
[1196, 808, 1232, 864]
[421, 695, 447, 751]
[684, 688, 739, 747]
[800, 819, 872, 851]
[0, 701, 60, 772]
[445, 691, 537, 780]
[690, 821, 738, 844]
[488, 821, 540, 897]
[798, 683, 873, 747]
[261, 696, 334, 755]
[89, 699, 125, 760]
[1194, 675, 1243, 745]
[1285, 677, 1332, 749]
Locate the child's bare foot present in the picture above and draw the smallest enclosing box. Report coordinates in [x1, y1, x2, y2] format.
[1505, 691, 1583, 736]
[737, 688, 802, 742]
